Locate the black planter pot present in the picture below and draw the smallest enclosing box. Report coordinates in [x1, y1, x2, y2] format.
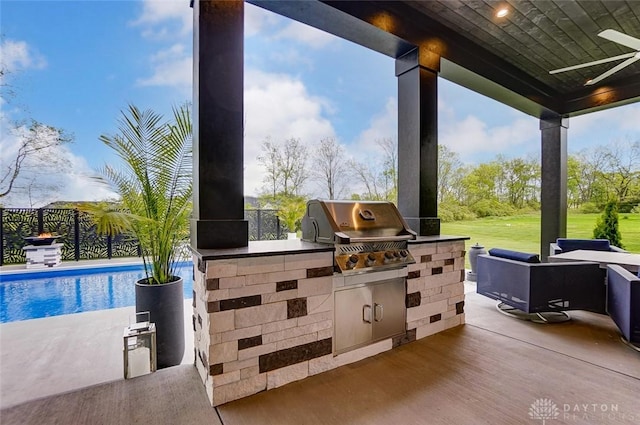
[135, 277, 185, 369]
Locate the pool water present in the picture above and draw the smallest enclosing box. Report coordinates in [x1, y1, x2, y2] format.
[0, 263, 194, 323]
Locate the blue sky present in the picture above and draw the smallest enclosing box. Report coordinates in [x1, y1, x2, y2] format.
[1, 1, 639, 207]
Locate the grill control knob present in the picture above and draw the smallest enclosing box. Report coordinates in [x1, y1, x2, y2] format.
[384, 251, 394, 263]
[346, 254, 359, 268]
[399, 250, 408, 258]
[366, 253, 376, 266]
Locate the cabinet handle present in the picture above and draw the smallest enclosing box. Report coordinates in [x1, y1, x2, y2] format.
[374, 303, 384, 322]
[363, 304, 372, 323]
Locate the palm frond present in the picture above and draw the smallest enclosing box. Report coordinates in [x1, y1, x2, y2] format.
[79, 202, 135, 237]
[96, 104, 193, 284]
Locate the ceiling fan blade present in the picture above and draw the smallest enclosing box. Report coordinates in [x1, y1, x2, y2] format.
[585, 55, 640, 85]
[549, 52, 636, 74]
[598, 29, 640, 51]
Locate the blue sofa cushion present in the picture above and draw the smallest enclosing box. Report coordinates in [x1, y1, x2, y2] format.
[556, 238, 611, 252]
[488, 248, 540, 263]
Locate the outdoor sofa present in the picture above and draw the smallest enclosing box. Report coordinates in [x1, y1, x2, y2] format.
[549, 238, 626, 256]
[477, 248, 607, 322]
[606, 264, 640, 345]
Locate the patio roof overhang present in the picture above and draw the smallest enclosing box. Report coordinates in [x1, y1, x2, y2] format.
[250, 0, 640, 119]
[191, 0, 639, 255]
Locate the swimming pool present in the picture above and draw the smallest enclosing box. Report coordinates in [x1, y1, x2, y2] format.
[0, 263, 193, 323]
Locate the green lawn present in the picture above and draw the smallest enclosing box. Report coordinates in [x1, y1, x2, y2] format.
[440, 212, 640, 267]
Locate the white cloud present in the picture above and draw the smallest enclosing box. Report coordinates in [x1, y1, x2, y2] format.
[133, 0, 192, 95]
[54, 155, 119, 205]
[570, 103, 640, 138]
[246, 3, 334, 49]
[245, 3, 280, 37]
[131, 1, 285, 41]
[244, 69, 336, 196]
[131, 1, 338, 197]
[246, 3, 335, 49]
[267, 48, 314, 69]
[274, 20, 336, 49]
[437, 95, 455, 124]
[440, 114, 538, 162]
[131, 0, 192, 39]
[0, 118, 116, 208]
[136, 43, 191, 93]
[354, 97, 398, 156]
[0, 39, 47, 77]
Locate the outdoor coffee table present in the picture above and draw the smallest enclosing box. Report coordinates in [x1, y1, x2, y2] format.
[549, 249, 640, 273]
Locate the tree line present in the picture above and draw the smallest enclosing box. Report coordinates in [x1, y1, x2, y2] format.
[438, 139, 640, 221]
[254, 136, 400, 230]
[256, 136, 399, 203]
[255, 136, 640, 229]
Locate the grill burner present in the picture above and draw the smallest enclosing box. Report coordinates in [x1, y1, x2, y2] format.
[335, 241, 412, 273]
[301, 200, 416, 274]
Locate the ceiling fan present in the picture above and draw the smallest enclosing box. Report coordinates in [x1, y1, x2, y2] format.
[549, 29, 640, 86]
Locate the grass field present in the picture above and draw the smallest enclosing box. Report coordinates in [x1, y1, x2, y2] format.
[440, 212, 640, 267]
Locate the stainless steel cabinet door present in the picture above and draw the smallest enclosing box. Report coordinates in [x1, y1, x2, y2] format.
[334, 286, 373, 354]
[372, 278, 406, 342]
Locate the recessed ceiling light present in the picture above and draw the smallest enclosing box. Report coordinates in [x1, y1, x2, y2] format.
[496, 8, 509, 18]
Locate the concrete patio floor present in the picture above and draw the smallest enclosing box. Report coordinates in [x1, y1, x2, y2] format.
[0, 257, 195, 405]
[2, 279, 639, 424]
[0, 294, 194, 410]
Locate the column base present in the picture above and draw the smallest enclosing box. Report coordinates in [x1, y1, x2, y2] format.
[404, 217, 441, 236]
[191, 219, 248, 249]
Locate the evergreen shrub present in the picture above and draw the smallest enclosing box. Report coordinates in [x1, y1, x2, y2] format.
[593, 201, 624, 248]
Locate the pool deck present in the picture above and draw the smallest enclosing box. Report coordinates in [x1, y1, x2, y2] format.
[0, 299, 195, 409]
[0, 258, 195, 409]
[0, 257, 152, 276]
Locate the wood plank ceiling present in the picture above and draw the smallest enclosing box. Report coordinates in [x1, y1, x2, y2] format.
[406, 0, 640, 94]
[253, 0, 640, 118]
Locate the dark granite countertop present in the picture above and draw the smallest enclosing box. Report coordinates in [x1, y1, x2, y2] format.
[409, 235, 470, 244]
[192, 235, 470, 261]
[192, 239, 334, 261]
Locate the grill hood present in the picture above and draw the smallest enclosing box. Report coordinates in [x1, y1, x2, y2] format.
[301, 200, 417, 244]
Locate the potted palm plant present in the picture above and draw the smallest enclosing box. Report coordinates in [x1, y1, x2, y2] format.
[92, 104, 192, 369]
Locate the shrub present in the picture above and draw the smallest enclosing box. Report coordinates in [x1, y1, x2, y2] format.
[619, 199, 640, 213]
[579, 202, 601, 214]
[439, 202, 476, 222]
[593, 201, 624, 248]
[470, 199, 516, 218]
[277, 196, 307, 233]
[515, 206, 538, 215]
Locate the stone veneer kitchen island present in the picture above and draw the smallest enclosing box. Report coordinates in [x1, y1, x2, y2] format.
[192, 235, 468, 406]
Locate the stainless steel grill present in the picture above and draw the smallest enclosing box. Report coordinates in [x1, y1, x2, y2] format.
[301, 200, 417, 274]
[302, 199, 417, 354]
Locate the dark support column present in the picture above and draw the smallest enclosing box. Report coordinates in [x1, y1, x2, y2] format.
[396, 48, 440, 236]
[191, 0, 248, 249]
[540, 116, 569, 261]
